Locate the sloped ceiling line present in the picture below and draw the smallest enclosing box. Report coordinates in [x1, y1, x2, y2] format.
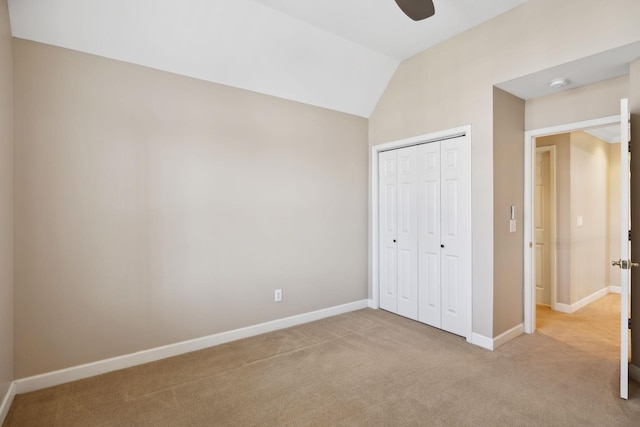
[8, 0, 527, 117]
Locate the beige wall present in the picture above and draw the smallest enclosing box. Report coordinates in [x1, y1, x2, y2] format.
[0, 0, 13, 398]
[525, 76, 629, 131]
[370, 0, 640, 338]
[569, 132, 611, 303]
[492, 88, 524, 336]
[13, 39, 369, 377]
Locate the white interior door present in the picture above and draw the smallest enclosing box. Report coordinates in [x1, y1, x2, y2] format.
[417, 137, 470, 336]
[439, 137, 471, 337]
[418, 142, 442, 328]
[618, 98, 631, 400]
[535, 149, 551, 306]
[379, 150, 398, 313]
[379, 135, 470, 335]
[396, 146, 419, 320]
[379, 147, 419, 320]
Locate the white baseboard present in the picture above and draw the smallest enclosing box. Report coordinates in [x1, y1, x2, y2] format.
[14, 299, 370, 394]
[470, 333, 494, 351]
[571, 287, 609, 312]
[555, 287, 618, 314]
[470, 324, 524, 351]
[493, 323, 524, 350]
[630, 364, 640, 384]
[0, 382, 16, 426]
[368, 299, 377, 309]
[555, 303, 571, 314]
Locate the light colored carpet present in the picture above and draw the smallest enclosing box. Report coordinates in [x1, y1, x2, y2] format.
[4, 294, 640, 426]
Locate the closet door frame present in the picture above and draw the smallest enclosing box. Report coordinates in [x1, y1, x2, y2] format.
[370, 125, 472, 342]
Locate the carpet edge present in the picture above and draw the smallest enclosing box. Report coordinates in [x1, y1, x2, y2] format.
[13, 299, 371, 395]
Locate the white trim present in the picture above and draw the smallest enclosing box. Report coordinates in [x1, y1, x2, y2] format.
[524, 115, 621, 334]
[471, 324, 524, 351]
[630, 364, 640, 384]
[493, 324, 525, 350]
[470, 333, 494, 351]
[570, 287, 610, 313]
[0, 382, 16, 425]
[13, 300, 369, 394]
[367, 299, 377, 309]
[552, 286, 618, 314]
[370, 125, 473, 341]
[369, 147, 380, 310]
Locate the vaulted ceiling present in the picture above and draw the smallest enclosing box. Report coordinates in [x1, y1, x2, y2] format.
[7, 0, 528, 117]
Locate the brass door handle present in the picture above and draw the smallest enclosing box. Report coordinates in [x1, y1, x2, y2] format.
[612, 259, 622, 267]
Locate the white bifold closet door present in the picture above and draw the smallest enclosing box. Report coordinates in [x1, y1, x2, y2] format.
[379, 146, 419, 320]
[379, 136, 470, 337]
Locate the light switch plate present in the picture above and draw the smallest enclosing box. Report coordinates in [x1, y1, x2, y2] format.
[510, 219, 516, 233]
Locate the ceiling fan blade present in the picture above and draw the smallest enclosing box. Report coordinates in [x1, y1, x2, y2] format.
[394, 0, 435, 21]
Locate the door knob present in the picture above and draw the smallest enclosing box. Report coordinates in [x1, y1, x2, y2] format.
[612, 259, 639, 269]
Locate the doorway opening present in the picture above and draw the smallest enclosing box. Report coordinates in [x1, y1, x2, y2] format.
[523, 105, 631, 400]
[532, 129, 622, 359]
[524, 115, 622, 333]
[533, 130, 621, 315]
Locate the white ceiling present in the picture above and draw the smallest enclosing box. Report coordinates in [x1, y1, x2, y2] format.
[7, 0, 527, 117]
[496, 41, 640, 100]
[254, 0, 528, 60]
[585, 126, 621, 144]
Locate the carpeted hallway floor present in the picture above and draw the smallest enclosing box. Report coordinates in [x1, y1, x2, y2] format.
[4, 294, 640, 426]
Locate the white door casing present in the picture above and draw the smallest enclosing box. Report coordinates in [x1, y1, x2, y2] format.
[535, 148, 551, 306]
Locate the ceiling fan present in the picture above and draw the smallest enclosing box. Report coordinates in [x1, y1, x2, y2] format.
[395, 0, 435, 21]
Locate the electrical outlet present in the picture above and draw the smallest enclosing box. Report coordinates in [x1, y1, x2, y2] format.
[274, 289, 283, 302]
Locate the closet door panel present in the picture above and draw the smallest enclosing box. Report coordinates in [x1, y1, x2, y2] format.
[418, 143, 441, 327]
[440, 137, 471, 337]
[396, 146, 418, 320]
[379, 150, 398, 313]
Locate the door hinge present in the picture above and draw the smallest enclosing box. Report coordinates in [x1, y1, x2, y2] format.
[629, 229, 632, 242]
[629, 318, 632, 330]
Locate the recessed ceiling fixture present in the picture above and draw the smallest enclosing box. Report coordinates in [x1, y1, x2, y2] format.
[548, 77, 570, 89]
